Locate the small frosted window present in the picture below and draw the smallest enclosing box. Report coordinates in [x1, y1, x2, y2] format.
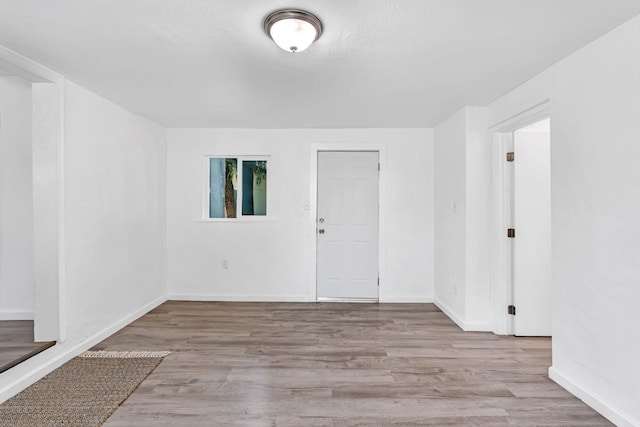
[242, 161, 267, 216]
[209, 158, 237, 218]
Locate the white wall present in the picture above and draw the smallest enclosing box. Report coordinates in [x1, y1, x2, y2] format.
[480, 14, 640, 426]
[0, 76, 34, 319]
[549, 17, 640, 426]
[434, 110, 466, 322]
[167, 128, 434, 302]
[464, 107, 491, 329]
[1, 78, 168, 403]
[434, 107, 491, 330]
[63, 80, 167, 340]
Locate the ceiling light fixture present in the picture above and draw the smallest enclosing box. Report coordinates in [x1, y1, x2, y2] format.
[264, 9, 323, 53]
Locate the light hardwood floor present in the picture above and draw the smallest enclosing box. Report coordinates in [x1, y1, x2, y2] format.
[0, 321, 55, 374]
[95, 301, 611, 426]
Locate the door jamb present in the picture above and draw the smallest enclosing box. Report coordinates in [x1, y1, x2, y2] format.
[489, 100, 550, 335]
[309, 144, 387, 302]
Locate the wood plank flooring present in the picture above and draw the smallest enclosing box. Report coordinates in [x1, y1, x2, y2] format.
[94, 301, 611, 426]
[0, 321, 55, 373]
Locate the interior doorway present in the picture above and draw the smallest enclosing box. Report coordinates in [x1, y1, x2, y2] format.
[0, 45, 65, 380]
[510, 118, 552, 336]
[0, 75, 34, 322]
[316, 151, 379, 301]
[490, 101, 552, 336]
[0, 73, 56, 373]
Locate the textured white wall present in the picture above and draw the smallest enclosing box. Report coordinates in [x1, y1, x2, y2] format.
[463, 107, 491, 329]
[482, 14, 640, 426]
[167, 128, 434, 302]
[1, 78, 168, 403]
[549, 17, 640, 426]
[434, 107, 492, 331]
[63, 80, 167, 340]
[0, 76, 34, 319]
[434, 110, 467, 323]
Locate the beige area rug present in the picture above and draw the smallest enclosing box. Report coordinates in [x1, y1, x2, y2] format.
[0, 350, 170, 427]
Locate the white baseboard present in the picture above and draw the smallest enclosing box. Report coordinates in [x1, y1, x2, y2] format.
[0, 295, 167, 404]
[433, 298, 465, 330]
[549, 366, 639, 427]
[168, 294, 311, 302]
[463, 321, 493, 332]
[433, 298, 492, 332]
[0, 310, 34, 320]
[169, 294, 435, 304]
[381, 296, 433, 303]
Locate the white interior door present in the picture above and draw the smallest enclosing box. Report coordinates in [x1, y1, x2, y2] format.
[316, 151, 379, 300]
[513, 124, 552, 336]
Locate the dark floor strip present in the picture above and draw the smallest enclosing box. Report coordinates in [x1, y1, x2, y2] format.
[0, 341, 56, 374]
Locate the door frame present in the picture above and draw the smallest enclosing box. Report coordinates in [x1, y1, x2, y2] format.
[308, 143, 387, 302]
[489, 100, 550, 335]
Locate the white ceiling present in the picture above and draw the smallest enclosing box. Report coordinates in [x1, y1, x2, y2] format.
[0, 1, 638, 128]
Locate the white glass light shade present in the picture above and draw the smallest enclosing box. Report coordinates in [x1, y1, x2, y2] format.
[264, 10, 323, 53]
[269, 18, 317, 53]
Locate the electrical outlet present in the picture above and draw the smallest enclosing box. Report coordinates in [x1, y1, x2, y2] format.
[222, 259, 229, 269]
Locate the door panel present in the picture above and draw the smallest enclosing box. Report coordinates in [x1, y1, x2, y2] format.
[513, 129, 552, 336]
[317, 151, 379, 300]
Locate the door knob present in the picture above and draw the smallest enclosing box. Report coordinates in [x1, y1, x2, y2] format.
[318, 229, 325, 234]
[319, 218, 325, 223]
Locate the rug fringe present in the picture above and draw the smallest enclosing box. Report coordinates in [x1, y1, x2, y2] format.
[79, 350, 171, 359]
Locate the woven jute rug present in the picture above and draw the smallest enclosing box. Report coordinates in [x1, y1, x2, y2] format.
[0, 350, 170, 427]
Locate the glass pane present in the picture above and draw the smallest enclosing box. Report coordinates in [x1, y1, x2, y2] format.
[209, 158, 237, 218]
[242, 160, 267, 216]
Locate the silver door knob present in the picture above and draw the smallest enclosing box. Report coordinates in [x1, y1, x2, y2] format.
[319, 218, 325, 223]
[318, 229, 325, 234]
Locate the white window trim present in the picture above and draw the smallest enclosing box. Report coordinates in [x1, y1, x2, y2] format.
[202, 155, 270, 221]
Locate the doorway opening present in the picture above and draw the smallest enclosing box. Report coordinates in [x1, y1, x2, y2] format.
[315, 151, 380, 302]
[490, 101, 551, 336]
[0, 47, 65, 377]
[510, 118, 552, 336]
[0, 72, 56, 373]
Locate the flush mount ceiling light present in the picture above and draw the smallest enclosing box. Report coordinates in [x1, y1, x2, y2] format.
[264, 9, 323, 53]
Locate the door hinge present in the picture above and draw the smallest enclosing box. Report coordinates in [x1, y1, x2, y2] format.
[507, 228, 516, 238]
[377, 277, 380, 286]
[506, 152, 514, 162]
[378, 163, 380, 171]
[508, 305, 516, 315]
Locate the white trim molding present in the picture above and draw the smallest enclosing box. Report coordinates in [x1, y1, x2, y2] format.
[0, 44, 61, 84]
[549, 367, 640, 427]
[0, 310, 34, 321]
[168, 294, 311, 302]
[433, 298, 465, 330]
[383, 296, 433, 303]
[434, 298, 492, 332]
[170, 294, 435, 304]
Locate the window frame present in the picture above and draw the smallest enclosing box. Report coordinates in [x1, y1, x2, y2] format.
[202, 155, 271, 222]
